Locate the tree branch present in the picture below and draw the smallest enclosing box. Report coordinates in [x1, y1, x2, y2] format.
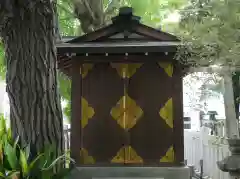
[82, 0, 96, 22]
[72, 0, 105, 33]
[104, 0, 119, 15]
[56, 2, 78, 19]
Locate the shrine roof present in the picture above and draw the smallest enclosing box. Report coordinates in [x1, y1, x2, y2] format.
[56, 7, 181, 76]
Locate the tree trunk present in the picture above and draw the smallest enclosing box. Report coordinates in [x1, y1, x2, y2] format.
[223, 71, 239, 138]
[0, 1, 64, 157]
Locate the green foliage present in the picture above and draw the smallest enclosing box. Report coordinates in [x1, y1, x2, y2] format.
[63, 102, 71, 122]
[178, 0, 240, 66]
[133, 0, 187, 27]
[57, 0, 79, 36]
[177, 0, 240, 110]
[0, 115, 74, 179]
[58, 72, 71, 101]
[123, 0, 163, 27]
[58, 72, 71, 121]
[0, 43, 5, 79]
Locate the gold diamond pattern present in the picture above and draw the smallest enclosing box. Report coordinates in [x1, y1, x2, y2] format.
[159, 98, 173, 128]
[111, 94, 143, 130]
[158, 62, 173, 77]
[111, 63, 142, 78]
[80, 64, 94, 78]
[111, 146, 143, 164]
[78, 63, 177, 165]
[80, 148, 95, 164]
[160, 146, 174, 163]
[81, 97, 95, 128]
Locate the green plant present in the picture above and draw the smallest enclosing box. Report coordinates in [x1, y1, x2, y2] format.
[0, 115, 74, 179]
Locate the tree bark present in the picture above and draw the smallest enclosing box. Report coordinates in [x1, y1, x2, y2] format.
[0, 1, 64, 157]
[223, 71, 239, 138]
[73, 0, 105, 33]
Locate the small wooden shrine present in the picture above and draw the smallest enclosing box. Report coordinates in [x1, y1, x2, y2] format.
[57, 7, 184, 167]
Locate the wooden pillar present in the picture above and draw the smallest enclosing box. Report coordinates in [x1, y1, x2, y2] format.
[71, 58, 82, 165]
[173, 64, 184, 164]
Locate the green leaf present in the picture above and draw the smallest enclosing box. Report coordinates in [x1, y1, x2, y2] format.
[24, 144, 30, 160]
[13, 136, 19, 149]
[0, 171, 5, 177]
[19, 150, 29, 176]
[4, 143, 17, 170]
[0, 141, 3, 165]
[40, 145, 55, 168]
[0, 116, 6, 138]
[29, 153, 44, 171]
[42, 154, 68, 171]
[6, 128, 11, 143]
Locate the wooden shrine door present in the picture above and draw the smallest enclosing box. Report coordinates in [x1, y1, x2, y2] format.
[78, 62, 183, 166]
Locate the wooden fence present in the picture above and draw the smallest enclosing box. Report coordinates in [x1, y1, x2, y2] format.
[184, 127, 230, 179]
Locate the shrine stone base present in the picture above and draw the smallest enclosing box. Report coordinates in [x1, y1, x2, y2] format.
[68, 166, 190, 179]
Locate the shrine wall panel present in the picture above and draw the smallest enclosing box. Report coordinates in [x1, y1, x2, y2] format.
[76, 62, 183, 166]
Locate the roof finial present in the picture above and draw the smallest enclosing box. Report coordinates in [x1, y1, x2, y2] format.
[112, 6, 140, 24]
[119, 6, 133, 16]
